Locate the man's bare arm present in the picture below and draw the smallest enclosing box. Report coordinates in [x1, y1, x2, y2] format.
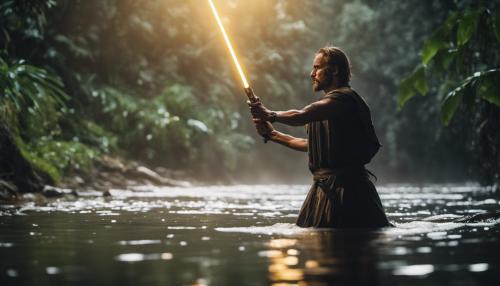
[269, 130, 308, 152]
[250, 97, 335, 127]
[253, 119, 307, 152]
[274, 98, 333, 126]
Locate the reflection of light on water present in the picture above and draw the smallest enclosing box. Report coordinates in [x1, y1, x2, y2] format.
[215, 223, 305, 235]
[269, 239, 297, 248]
[115, 252, 173, 262]
[468, 263, 489, 272]
[258, 250, 283, 258]
[264, 238, 305, 283]
[46, 266, 60, 275]
[393, 264, 434, 276]
[416, 246, 432, 253]
[305, 260, 319, 268]
[116, 239, 161, 245]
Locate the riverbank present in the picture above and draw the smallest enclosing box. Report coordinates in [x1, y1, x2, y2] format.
[0, 154, 192, 203]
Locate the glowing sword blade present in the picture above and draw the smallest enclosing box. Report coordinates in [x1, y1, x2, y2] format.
[208, 0, 268, 142]
[208, 0, 249, 88]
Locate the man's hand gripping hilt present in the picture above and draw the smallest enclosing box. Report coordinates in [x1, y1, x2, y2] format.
[244, 87, 269, 143]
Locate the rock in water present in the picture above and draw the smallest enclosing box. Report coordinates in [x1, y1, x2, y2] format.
[42, 185, 77, 198]
[131, 166, 191, 187]
[0, 180, 18, 201]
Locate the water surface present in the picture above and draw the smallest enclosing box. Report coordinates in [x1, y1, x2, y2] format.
[1, 184, 499, 285]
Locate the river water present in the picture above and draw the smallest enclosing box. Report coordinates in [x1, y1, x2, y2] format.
[1, 184, 499, 285]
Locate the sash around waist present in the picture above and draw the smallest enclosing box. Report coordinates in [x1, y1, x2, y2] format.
[312, 166, 366, 181]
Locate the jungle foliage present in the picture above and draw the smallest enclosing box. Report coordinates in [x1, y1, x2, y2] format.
[0, 0, 499, 186]
[398, 0, 500, 186]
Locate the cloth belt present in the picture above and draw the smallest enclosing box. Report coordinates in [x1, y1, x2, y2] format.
[312, 166, 366, 182]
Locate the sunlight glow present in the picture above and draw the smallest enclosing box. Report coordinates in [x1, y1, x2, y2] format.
[208, 0, 249, 88]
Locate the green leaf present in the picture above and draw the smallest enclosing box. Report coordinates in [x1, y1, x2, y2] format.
[422, 31, 445, 65]
[493, 13, 500, 43]
[441, 88, 463, 126]
[432, 49, 457, 76]
[397, 66, 429, 109]
[397, 76, 416, 110]
[421, 13, 458, 66]
[413, 66, 428, 95]
[478, 76, 500, 107]
[457, 10, 480, 46]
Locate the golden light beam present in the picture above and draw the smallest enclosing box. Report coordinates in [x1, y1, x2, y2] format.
[208, 0, 249, 88]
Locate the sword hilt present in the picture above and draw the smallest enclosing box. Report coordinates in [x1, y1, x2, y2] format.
[244, 87, 269, 143]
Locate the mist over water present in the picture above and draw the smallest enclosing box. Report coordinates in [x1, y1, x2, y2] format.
[1, 183, 499, 285]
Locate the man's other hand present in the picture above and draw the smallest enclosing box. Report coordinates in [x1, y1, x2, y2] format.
[253, 118, 275, 138]
[248, 100, 273, 121]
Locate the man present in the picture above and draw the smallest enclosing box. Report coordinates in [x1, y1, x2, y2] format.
[249, 46, 390, 228]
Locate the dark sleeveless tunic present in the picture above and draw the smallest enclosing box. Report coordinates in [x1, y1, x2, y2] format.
[296, 87, 390, 228]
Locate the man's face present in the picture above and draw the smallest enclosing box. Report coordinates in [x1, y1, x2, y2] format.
[310, 53, 333, 92]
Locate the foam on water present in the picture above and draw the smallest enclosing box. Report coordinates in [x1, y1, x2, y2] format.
[387, 218, 500, 237]
[215, 223, 306, 235]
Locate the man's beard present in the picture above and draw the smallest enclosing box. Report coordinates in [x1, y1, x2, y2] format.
[312, 77, 332, 92]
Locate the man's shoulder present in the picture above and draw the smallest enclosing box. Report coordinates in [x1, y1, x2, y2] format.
[323, 87, 355, 101]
